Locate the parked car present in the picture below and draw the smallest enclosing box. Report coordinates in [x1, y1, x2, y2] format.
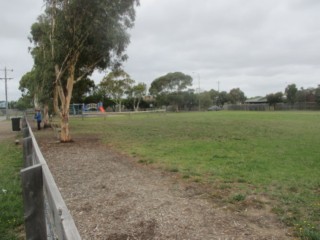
[207, 105, 223, 111]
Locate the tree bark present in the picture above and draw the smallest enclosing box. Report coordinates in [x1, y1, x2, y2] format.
[43, 104, 50, 128]
[59, 63, 75, 142]
[119, 100, 122, 112]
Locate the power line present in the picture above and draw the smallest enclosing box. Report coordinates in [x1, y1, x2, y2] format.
[0, 67, 14, 120]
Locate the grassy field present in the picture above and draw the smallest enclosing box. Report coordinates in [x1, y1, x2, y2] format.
[71, 111, 320, 239]
[0, 139, 24, 239]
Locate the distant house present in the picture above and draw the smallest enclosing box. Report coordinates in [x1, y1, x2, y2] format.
[245, 97, 268, 104]
[0, 101, 6, 109]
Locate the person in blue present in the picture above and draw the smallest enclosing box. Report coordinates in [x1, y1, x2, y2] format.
[34, 109, 42, 130]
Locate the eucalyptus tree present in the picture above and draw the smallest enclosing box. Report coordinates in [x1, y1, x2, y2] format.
[99, 70, 134, 112]
[127, 83, 147, 111]
[20, 25, 55, 127]
[228, 88, 247, 104]
[216, 91, 228, 106]
[285, 84, 298, 105]
[149, 72, 193, 111]
[29, 0, 139, 141]
[209, 89, 219, 105]
[266, 92, 284, 109]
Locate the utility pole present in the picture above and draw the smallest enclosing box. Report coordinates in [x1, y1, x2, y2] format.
[0, 67, 13, 120]
[198, 73, 201, 111]
[192, 72, 201, 111]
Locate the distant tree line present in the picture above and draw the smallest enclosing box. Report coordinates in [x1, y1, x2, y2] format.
[266, 84, 320, 108]
[15, 69, 320, 112]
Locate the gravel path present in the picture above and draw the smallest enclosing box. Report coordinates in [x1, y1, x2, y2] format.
[35, 129, 294, 240]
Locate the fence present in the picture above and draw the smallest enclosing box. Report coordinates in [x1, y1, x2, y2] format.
[80, 108, 166, 119]
[275, 102, 320, 111]
[224, 103, 320, 111]
[20, 117, 81, 240]
[225, 104, 269, 111]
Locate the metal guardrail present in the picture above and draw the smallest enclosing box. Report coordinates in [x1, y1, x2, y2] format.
[20, 117, 81, 240]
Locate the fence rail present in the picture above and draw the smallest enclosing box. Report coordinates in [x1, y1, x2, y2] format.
[79, 109, 166, 119]
[20, 117, 81, 240]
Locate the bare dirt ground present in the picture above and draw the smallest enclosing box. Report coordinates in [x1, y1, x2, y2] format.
[0, 119, 15, 141]
[33, 127, 295, 240]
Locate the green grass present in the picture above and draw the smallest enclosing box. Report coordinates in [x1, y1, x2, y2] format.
[71, 111, 320, 239]
[0, 138, 24, 239]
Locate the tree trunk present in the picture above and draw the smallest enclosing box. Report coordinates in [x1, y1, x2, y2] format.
[60, 111, 71, 142]
[133, 98, 137, 111]
[43, 104, 50, 128]
[134, 98, 141, 112]
[59, 64, 75, 142]
[119, 100, 122, 112]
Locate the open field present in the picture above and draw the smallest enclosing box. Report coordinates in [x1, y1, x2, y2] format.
[71, 111, 320, 239]
[0, 121, 24, 239]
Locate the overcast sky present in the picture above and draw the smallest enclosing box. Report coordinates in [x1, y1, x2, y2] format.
[1, 0, 320, 101]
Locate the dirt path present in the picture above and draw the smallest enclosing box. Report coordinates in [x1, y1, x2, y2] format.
[35, 129, 294, 240]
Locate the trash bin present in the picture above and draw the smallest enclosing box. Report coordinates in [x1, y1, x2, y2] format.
[11, 117, 21, 131]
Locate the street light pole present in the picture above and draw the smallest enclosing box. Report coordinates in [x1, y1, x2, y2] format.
[0, 67, 13, 120]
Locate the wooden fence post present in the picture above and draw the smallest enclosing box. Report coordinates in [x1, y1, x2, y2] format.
[23, 137, 33, 168]
[21, 117, 27, 128]
[21, 164, 47, 240]
[23, 127, 30, 138]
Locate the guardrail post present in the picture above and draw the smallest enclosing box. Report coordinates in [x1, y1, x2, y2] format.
[21, 164, 47, 240]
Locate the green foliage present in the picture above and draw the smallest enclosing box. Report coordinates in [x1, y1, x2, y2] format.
[72, 78, 95, 103]
[198, 91, 212, 109]
[217, 91, 228, 106]
[25, 0, 139, 123]
[285, 84, 298, 105]
[99, 70, 134, 111]
[149, 72, 193, 110]
[266, 92, 284, 107]
[296, 220, 320, 240]
[43, 0, 139, 74]
[149, 72, 193, 95]
[0, 140, 24, 239]
[228, 88, 247, 104]
[231, 194, 246, 202]
[209, 89, 219, 105]
[127, 82, 147, 111]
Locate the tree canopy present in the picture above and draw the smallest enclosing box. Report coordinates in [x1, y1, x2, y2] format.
[149, 72, 192, 111]
[99, 70, 134, 112]
[127, 82, 147, 111]
[266, 92, 283, 108]
[228, 88, 246, 104]
[285, 84, 298, 105]
[149, 72, 193, 95]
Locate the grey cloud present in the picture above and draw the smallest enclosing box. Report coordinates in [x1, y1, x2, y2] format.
[123, 0, 320, 96]
[1, 0, 320, 100]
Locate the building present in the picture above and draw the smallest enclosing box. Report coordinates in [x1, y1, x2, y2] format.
[0, 101, 6, 109]
[245, 97, 268, 104]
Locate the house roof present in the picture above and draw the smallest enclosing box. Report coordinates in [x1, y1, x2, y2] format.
[245, 96, 267, 103]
